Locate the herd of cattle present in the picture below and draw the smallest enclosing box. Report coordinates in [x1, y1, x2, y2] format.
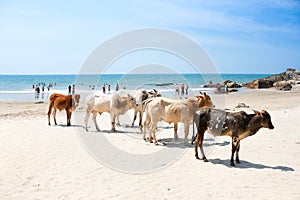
[47, 90, 274, 166]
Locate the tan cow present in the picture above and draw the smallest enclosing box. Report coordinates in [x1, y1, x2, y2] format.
[48, 93, 80, 126]
[110, 92, 137, 132]
[142, 92, 213, 144]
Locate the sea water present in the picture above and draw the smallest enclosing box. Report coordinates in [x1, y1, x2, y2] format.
[0, 74, 270, 101]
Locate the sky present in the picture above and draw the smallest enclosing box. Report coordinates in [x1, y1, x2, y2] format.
[0, 0, 299, 74]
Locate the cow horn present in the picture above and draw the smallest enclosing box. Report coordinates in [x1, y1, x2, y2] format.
[253, 110, 261, 115]
[195, 95, 204, 99]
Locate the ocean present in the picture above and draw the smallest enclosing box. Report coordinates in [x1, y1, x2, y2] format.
[0, 74, 271, 101]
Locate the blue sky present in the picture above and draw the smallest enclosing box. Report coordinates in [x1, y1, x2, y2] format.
[0, 0, 299, 74]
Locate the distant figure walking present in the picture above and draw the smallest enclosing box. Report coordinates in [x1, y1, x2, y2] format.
[68, 85, 71, 94]
[108, 84, 111, 93]
[175, 84, 179, 95]
[72, 85, 76, 95]
[102, 84, 106, 94]
[35, 85, 40, 101]
[225, 83, 229, 94]
[181, 83, 185, 96]
[115, 83, 119, 92]
[185, 84, 188, 95]
[41, 85, 45, 100]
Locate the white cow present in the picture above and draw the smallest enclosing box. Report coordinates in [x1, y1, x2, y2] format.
[143, 92, 213, 144]
[85, 94, 114, 131]
[85, 92, 136, 132]
[131, 89, 161, 127]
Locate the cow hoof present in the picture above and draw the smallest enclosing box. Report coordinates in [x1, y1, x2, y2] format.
[195, 156, 200, 160]
[236, 160, 241, 164]
[203, 158, 208, 162]
[48, 123, 51, 126]
[230, 162, 235, 167]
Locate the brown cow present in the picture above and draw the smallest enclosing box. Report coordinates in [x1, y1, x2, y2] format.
[193, 108, 274, 166]
[48, 93, 80, 126]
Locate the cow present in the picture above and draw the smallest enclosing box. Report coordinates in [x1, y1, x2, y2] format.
[84, 94, 119, 131]
[142, 92, 213, 145]
[193, 108, 274, 166]
[110, 92, 137, 132]
[131, 89, 161, 127]
[48, 93, 81, 126]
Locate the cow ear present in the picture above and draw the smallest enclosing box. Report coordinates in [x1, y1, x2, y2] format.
[261, 110, 268, 116]
[195, 95, 204, 99]
[153, 89, 157, 93]
[203, 92, 207, 97]
[253, 110, 261, 115]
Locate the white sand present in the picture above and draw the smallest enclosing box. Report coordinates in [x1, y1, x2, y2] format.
[1, 86, 300, 199]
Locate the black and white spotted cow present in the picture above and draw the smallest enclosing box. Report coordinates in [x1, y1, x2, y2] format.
[193, 108, 274, 166]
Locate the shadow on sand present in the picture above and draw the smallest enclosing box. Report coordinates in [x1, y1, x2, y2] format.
[207, 158, 294, 171]
[156, 138, 230, 149]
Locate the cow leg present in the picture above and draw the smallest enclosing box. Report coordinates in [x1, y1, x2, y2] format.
[116, 116, 120, 126]
[184, 122, 189, 145]
[53, 108, 57, 125]
[111, 113, 116, 132]
[66, 110, 71, 126]
[174, 122, 178, 140]
[143, 115, 150, 140]
[194, 133, 200, 159]
[138, 111, 143, 128]
[47, 106, 52, 126]
[84, 108, 91, 131]
[235, 141, 241, 164]
[230, 137, 238, 166]
[194, 131, 207, 161]
[151, 120, 158, 145]
[132, 109, 138, 127]
[92, 111, 100, 131]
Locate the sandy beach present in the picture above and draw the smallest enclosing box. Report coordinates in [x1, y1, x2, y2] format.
[1, 86, 300, 199]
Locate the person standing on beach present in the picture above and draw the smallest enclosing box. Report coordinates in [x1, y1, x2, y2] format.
[181, 83, 185, 96]
[175, 84, 179, 95]
[72, 85, 75, 95]
[68, 85, 71, 94]
[108, 84, 111, 93]
[41, 85, 45, 100]
[186, 84, 189, 95]
[35, 85, 40, 101]
[115, 83, 119, 92]
[102, 84, 106, 94]
[225, 83, 229, 94]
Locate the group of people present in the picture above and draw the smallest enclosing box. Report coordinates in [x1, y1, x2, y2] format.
[68, 85, 76, 95]
[175, 83, 188, 96]
[33, 83, 53, 101]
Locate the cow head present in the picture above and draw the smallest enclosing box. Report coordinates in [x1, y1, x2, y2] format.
[261, 110, 274, 129]
[195, 92, 213, 108]
[73, 94, 81, 107]
[127, 94, 137, 108]
[149, 89, 161, 97]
